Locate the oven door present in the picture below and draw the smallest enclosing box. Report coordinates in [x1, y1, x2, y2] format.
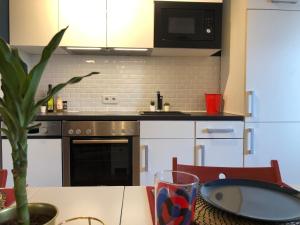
[154, 2, 222, 48]
[63, 137, 137, 186]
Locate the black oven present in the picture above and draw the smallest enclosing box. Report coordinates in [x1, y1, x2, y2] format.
[62, 121, 139, 186]
[154, 1, 222, 49]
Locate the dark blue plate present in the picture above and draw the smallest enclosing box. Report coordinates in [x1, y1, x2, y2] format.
[200, 179, 300, 222]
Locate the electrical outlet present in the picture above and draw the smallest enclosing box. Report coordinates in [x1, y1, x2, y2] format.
[102, 95, 118, 104]
[110, 95, 118, 104]
[102, 95, 111, 104]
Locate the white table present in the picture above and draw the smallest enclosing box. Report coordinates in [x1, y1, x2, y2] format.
[27, 186, 124, 225]
[120, 186, 152, 225]
[26, 185, 300, 225]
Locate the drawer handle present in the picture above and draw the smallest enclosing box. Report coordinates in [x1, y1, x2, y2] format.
[271, 0, 298, 4]
[202, 128, 234, 134]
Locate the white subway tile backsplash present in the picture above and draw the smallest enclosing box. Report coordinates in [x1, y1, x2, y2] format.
[32, 55, 220, 112]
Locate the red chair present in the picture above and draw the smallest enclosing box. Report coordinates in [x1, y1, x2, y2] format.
[172, 157, 285, 186]
[0, 169, 8, 188]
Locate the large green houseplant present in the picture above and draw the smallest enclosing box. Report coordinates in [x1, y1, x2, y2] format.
[0, 28, 99, 225]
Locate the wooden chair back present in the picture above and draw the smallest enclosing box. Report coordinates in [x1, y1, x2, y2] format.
[0, 169, 8, 188]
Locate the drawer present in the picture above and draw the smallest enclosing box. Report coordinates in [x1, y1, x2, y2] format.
[140, 121, 194, 139]
[248, 0, 300, 10]
[196, 121, 244, 139]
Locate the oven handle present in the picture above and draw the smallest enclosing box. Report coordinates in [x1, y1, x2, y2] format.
[72, 139, 128, 144]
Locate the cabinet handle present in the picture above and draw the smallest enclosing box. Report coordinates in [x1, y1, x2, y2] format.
[195, 145, 205, 166]
[271, 0, 298, 4]
[141, 145, 149, 172]
[244, 128, 254, 155]
[246, 91, 254, 117]
[202, 128, 234, 133]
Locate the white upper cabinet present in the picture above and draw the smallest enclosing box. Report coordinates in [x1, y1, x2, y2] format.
[59, 0, 106, 47]
[9, 0, 59, 46]
[107, 0, 154, 48]
[10, 0, 154, 49]
[248, 0, 300, 10]
[155, 0, 222, 2]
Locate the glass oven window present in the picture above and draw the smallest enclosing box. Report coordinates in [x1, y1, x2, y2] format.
[70, 137, 132, 186]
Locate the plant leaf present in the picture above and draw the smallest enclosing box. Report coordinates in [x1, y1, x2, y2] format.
[27, 123, 41, 130]
[35, 72, 100, 108]
[22, 28, 68, 117]
[0, 38, 27, 91]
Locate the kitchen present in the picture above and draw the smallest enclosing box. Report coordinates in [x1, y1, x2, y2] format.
[1, 0, 300, 224]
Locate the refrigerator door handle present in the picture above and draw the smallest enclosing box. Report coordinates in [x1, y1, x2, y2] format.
[246, 91, 254, 117]
[244, 128, 254, 155]
[271, 0, 298, 4]
[195, 144, 205, 166]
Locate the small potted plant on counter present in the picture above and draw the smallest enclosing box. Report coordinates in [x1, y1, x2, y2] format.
[150, 100, 155, 111]
[163, 102, 170, 112]
[0, 28, 99, 225]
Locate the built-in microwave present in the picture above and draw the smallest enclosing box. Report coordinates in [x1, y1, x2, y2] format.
[154, 1, 222, 49]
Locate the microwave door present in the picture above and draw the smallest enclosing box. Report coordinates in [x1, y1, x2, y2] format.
[161, 10, 201, 41]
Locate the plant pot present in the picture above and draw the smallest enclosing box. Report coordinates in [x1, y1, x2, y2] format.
[0, 203, 58, 225]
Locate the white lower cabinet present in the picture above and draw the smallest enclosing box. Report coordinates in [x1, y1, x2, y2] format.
[139, 121, 194, 186]
[2, 139, 62, 187]
[139, 120, 245, 185]
[140, 139, 194, 186]
[195, 139, 243, 167]
[196, 121, 244, 167]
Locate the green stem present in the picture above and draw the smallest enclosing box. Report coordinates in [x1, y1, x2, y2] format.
[13, 166, 29, 225]
[12, 132, 30, 225]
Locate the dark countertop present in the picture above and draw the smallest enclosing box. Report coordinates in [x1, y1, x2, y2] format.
[35, 111, 244, 121]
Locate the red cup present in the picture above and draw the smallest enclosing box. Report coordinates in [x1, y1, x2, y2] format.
[205, 94, 222, 114]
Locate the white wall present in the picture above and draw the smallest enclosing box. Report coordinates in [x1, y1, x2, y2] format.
[221, 0, 247, 115]
[32, 55, 220, 112]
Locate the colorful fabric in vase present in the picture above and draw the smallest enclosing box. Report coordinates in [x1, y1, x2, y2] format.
[156, 183, 197, 225]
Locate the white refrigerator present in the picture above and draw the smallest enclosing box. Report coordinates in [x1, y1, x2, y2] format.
[244, 9, 300, 185]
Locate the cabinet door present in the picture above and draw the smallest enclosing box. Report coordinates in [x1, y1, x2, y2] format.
[140, 139, 194, 186]
[244, 123, 300, 185]
[107, 0, 154, 48]
[248, 0, 300, 10]
[246, 10, 300, 122]
[9, 0, 58, 46]
[59, 0, 106, 47]
[2, 139, 62, 187]
[195, 139, 243, 167]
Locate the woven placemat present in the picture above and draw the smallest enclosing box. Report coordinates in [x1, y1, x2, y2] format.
[194, 193, 300, 225]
